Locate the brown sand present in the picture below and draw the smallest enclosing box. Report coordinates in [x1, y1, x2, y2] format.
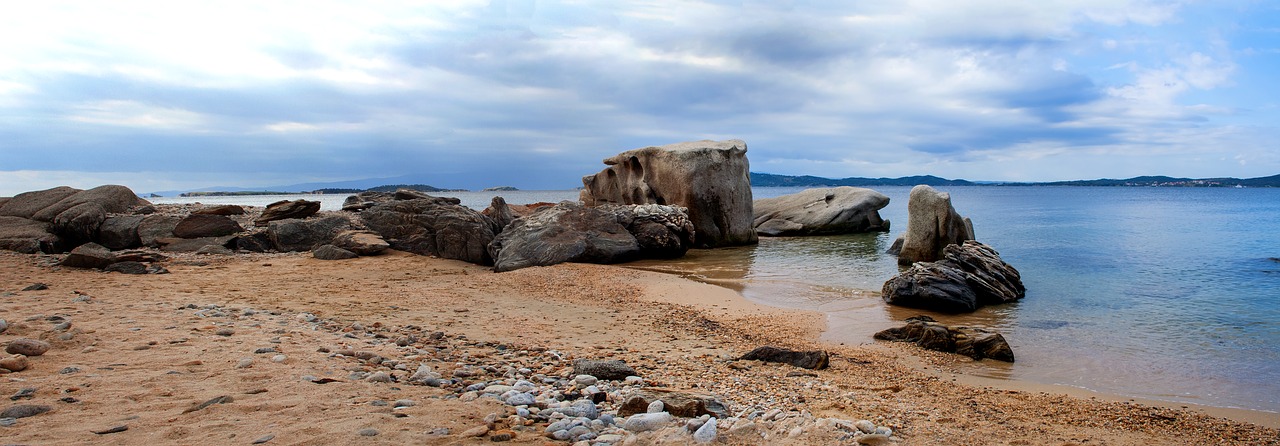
[1, 250, 1277, 445]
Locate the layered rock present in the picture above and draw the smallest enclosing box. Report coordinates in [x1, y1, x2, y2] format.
[874, 315, 1015, 362]
[752, 187, 890, 236]
[254, 200, 320, 226]
[888, 185, 974, 265]
[488, 203, 694, 272]
[580, 139, 756, 248]
[173, 214, 244, 238]
[360, 197, 499, 265]
[882, 241, 1025, 313]
[0, 216, 60, 254]
[0, 185, 148, 253]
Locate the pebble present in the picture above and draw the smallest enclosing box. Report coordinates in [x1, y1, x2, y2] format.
[855, 419, 876, 434]
[236, 358, 254, 369]
[857, 433, 891, 445]
[505, 392, 536, 406]
[59, 366, 81, 374]
[0, 319, 6, 334]
[5, 339, 50, 357]
[10, 388, 36, 401]
[393, 399, 416, 408]
[574, 374, 599, 387]
[460, 425, 489, 437]
[693, 417, 717, 443]
[0, 355, 29, 372]
[251, 434, 275, 444]
[623, 412, 672, 433]
[365, 371, 392, 383]
[271, 355, 288, 363]
[0, 417, 15, 427]
[646, 400, 665, 414]
[0, 404, 52, 419]
[357, 428, 379, 436]
[254, 347, 278, 354]
[215, 328, 235, 336]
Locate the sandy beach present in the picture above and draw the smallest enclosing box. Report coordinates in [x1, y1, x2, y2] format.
[1, 249, 1277, 445]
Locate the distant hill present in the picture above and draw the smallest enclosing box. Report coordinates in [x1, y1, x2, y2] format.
[1031, 174, 1280, 187]
[750, 173, 976, 187]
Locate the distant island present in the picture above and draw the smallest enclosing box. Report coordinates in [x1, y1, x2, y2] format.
[751, 173, 1280, 188]
[482, 186, 520, 191]
[180, 184, 467, 197]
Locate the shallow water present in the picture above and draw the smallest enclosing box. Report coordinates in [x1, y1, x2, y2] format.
[157, 186, 1280, 412]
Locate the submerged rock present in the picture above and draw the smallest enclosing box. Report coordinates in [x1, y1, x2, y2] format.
[875, 315, 1014, 362]
[753, 187, 890, 236]
[882, 241, 1024, 313]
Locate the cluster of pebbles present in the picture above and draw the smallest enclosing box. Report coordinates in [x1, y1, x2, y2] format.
[175, 302, 899, 445]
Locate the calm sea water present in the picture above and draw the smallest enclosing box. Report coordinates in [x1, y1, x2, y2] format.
[156, 186, 1280, 412]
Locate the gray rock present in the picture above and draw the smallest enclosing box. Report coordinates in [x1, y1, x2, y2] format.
[60, 242, 115, 269]
[341, 191, 399, 212]
[104, 261, 149, 275]
[31, 185, 147, 222]
[693, 417, 717, 443]
[882, 241, 1024, 313]
[268, 216, 352, 252]
[312, 244, 357, 260]
[580, 139, 757, 248]
[357, 428, 379, 436]
[572, 359, 637, 381]
[646, 400, 665, 414]
[483, 196, 518, 231]
[361, 198, 499, 265]
[254, 200, 321, 226]
[97, 215, 144, 249]
[0, 186, 80, 219]
[0, 404, 52, 419]
[753, 187, 890, 236]
[505, 392, 536, 406]
[891, 185, 974, 264]
[570, 399, 599, 420]
[573, 374, 599, 387]
[623, 412, 672, 433]
[173, 214, 243, 238]
[488, 203, 639, 272]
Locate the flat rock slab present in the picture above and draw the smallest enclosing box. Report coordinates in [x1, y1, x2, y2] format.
[738, 346, 830, 370]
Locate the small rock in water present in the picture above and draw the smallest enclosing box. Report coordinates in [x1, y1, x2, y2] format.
[693, 417, 717, 443]
[5, 339, 51, 357]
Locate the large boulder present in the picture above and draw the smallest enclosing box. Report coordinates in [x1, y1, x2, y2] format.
[330, 230, 390, 256]
[254, 200, 321, 226]
[580, 139, 756, 248]
[32, 185, 148, 222]
[874, 315, 1015, 362]
[360, 198, 498, 265]
[98, 215, 145, 250]
[267, 215, 352, 252]
[60, 242, 116, 269]
[173, 214, 244, 238]
[137, 214, 181, 247]
[488, 203, 695, 272]
[482, 196, 518, 230]
[889, 185, 974, 265]
[341, 191, 395, 212]
[0, 186, 81, 219]
[752, 187, 890, 236]
[192, 204, 246, 216]
[0, 217, 61, 254]
[882, 241, 1025, 313]
[50, 202, 107, 245]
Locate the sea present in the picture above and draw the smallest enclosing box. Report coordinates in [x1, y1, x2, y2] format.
[153, 186, 1280, 413]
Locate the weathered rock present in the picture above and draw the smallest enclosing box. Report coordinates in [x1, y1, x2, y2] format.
[874, 315, 1014, 362]
[60, 242, 116, 269]
[97, 215, 144, 250]
[192, 204, 245, 216]
[156, 236, 235, 253]
[173, 214, 243, 238]
[0, 404, 52, 419]
[268, 216, 352, 252]
[882, 241, 1024, 313]
[137, 214, 181, 247]
[50, 202, 106, 244]
[580, 139, 756, 248]
[32, 185, 148, 222]
[361, 198, 498, 265]
[341, 191, 396, 212]
[6, 339, 51, 357]
[104, 261, 149, 274]
[603, 204, 696, 259]
[488, 203, 638, 272]
[890, 185, 974, 264]
[0, 186, 81, 219]
[0, 355, 28, 372]
[572, 359, 637, 381]
[623, 412, 673, 433]
[313, 244, 357, 260]
[483, 197, 518, 231]
[234, 231, 274, 252]
[738, 346, 830, 370]
[753, 187, 890, 236]
[0, 216, 61, 254]
[330, 230, 390, 256]
[617, 389, 731, 418]
[196, 244, 234, 255]
[254, 200, 321, 226]
[112, 250, 167, 263]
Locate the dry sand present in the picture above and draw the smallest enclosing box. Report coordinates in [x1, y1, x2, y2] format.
[1, 249, 1277, 445]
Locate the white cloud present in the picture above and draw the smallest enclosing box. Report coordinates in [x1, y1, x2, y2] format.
[66, 100, 208, 130]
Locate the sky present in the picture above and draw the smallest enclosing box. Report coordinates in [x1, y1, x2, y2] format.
[1, 0, 1278, 195]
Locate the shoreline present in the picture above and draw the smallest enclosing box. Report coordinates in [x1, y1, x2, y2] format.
[2, 250, 1277, 444]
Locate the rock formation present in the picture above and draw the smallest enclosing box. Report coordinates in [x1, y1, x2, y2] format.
[737, 346, 830, 370]
[882, 241, 1025, 313]
[360, 197, 500, 265]
[752, 187, 890, 236]
[173, 214, 244, 238]
[254, 200, 321, 226]
[488, 203, 694, 272]
[888, 185, 973, 265]
[580, 139, 756, 248]
[874, 315, 1015, 362]
[268, 215, 354, 252]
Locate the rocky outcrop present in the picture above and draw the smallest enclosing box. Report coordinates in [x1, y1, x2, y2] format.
[874, 315, 1015, 362]
[882, 241, 1025, 313]
[192, 204, 246, 216]
[330, 230, 390, 256]
[268, 215, 353, 252]
[0, 186, 81, 219]
[580, 139, 756, 248]
[173, 214, 244, 238]
[50, 202, 106, 245]
[361, 197, 499, 265]
[31, 185, 148, 222]
[888, 185, 973, 265]
[98, 215, 144, 250]
[738, 346, 830, 370]
[137, 215, 181, 248]
[752, 187, 890, 236]
[488, 203, 694, 272]
[254, 200, 321, 226]
[0, 217, 61, 254]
